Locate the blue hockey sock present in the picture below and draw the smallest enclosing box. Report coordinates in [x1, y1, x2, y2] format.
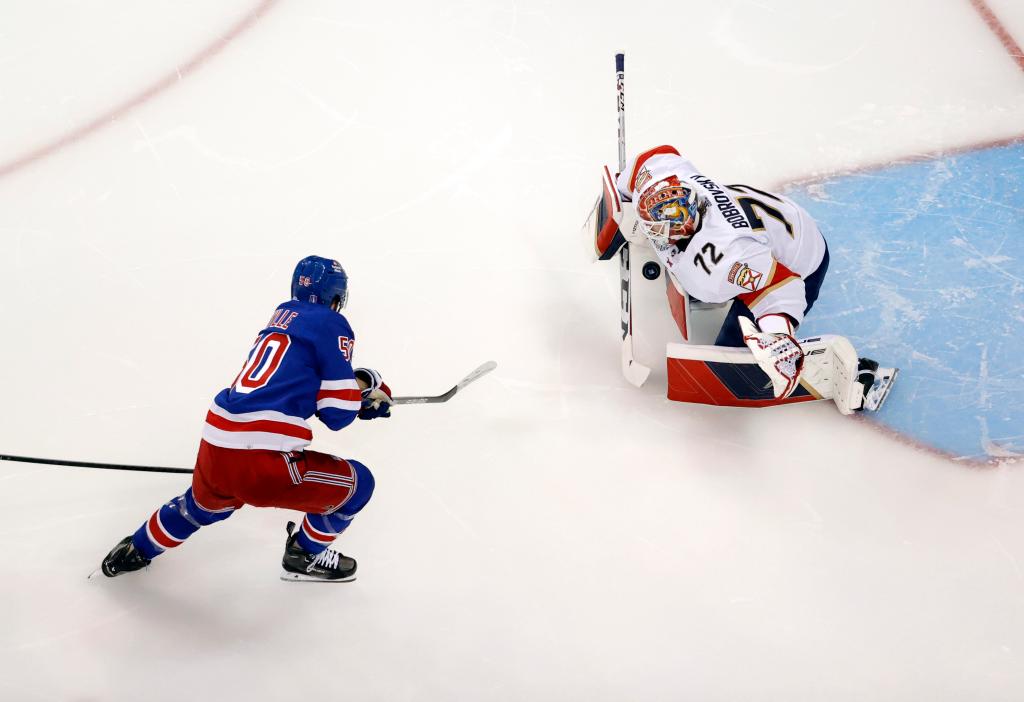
[132, 488, 235, 560]
[296, 513, 352, 555]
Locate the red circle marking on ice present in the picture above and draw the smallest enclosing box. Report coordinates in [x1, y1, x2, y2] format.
[0, 0, 279, 181]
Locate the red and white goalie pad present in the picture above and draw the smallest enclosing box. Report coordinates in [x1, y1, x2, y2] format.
[666, 333, 867, 415]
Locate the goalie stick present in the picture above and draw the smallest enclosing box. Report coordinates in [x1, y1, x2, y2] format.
[614, 52, 651, 387]
[1, 362, 498, 474]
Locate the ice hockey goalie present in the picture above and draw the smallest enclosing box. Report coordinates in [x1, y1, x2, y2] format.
[589, 145, 897, 415]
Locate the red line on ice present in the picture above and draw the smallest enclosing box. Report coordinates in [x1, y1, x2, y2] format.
[0, 0, 280, 181]
[779, 133, 1024, 190]
[774, 0, 1024, 466]
[969, 0, 1024, 73]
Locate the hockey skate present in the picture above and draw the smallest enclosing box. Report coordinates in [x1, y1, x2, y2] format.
[280, 521, 357, 583]
[100, 536, 151, 577]
[856, 358, 899, 412]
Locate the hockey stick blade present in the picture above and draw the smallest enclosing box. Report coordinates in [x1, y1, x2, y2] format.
[392, 361, 497, 405]
[621, 336, 651, 387]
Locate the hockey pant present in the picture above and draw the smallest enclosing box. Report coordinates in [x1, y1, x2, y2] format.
[715, 244, 830, 347]
[131, 442, 375, 560]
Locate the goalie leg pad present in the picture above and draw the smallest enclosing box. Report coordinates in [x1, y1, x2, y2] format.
[829, 337, 863, 415]
[666, 334, 896, 415]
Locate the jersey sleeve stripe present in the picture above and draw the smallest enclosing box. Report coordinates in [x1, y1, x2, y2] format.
[316, 388, 361, 402]
[316, 398, 361, 412]
[320, 379, 359, 391]
[738, 260, 799, 309]
[628, 144, 681, 191]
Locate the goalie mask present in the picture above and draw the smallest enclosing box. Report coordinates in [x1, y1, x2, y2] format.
[636, 176, 705, 248]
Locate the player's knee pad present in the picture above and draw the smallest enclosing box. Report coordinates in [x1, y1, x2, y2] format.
[183, 487, 235, 526]
[338, 459, 375, 518]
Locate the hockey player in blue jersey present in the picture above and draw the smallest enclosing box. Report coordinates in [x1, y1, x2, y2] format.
[100, 255, 392, 582]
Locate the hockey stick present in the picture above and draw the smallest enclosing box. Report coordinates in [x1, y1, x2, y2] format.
[0, 363, 499, 473]
[0, 453, 192, 474]
[615, 53, 651, 387]
[391, 360, 497, 405]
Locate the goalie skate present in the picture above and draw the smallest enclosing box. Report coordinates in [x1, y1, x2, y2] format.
[858, 360, 899, 412]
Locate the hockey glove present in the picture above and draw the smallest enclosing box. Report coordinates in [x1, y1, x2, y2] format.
[354, 367, 392, 420]
[739, 316, 804, 399]
[354, 367, 383, 397]
[358, 382, 392, 420]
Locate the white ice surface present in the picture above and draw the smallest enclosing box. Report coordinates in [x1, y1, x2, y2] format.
[1, 1, 1024, 700]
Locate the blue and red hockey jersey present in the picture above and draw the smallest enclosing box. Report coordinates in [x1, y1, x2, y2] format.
[201, 300, 361, 451]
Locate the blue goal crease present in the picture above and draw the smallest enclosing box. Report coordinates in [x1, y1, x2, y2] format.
[784, 143, 1024, 463]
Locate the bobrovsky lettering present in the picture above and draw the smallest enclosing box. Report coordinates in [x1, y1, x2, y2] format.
[690, 174, 750, 229]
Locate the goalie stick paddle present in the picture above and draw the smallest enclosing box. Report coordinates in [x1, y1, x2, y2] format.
[391, 360, 497, 405]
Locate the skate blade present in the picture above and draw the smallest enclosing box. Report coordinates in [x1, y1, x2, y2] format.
[863, 367, 898, 412]
[280, 570, 356, 583]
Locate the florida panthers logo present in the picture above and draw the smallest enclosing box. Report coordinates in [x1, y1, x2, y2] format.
[728, 262, 763, 292]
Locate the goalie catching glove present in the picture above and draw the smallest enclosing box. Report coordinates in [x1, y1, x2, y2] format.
[739, 316, 804, 399]
[354, 367, 393, 420]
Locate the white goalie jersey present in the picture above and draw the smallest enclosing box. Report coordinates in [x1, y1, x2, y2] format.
[616, 146, 827, 326]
